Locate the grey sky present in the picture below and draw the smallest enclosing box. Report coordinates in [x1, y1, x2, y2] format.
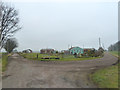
[7, 1, 118, 52]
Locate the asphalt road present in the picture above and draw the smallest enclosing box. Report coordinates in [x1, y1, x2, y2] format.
[2, 52, 118, 88]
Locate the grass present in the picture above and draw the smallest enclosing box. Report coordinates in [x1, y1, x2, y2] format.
[1, 53, 8, 72]
[90, 51, 119, 88]
[109, 51, 120, 57]
[19, 53, 101, 61]
[90, 65, 118, 88]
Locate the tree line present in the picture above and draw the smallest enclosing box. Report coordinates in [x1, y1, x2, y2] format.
[108, 41, 120, 51]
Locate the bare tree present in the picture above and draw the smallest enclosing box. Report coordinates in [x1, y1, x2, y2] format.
[4, 38, 18, 53]
[0, 2, 21, 49]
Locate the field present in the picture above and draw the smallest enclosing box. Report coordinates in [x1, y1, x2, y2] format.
[20, 53, 101, 61]
[90, 51, 119, 88]
[109, 51, 120, 57]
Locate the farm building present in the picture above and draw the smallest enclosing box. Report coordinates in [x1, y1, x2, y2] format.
[40, 49, 55, 54]
[22, 49, 32, 53]
[69, 47, 84, 55]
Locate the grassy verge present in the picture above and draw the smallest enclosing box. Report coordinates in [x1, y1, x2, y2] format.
[90, 65, 118, 88]
[90, 51, 119, 88]
[19, 53, 101, 61]
[1, 53, 8, 72]
[109, 51, 120, 58]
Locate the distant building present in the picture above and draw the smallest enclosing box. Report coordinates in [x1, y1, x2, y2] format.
[22, 49, 32, 53]
[61, 50, 70, 55]
[40, 49, 55, 54]
[69, 47, 84, 55]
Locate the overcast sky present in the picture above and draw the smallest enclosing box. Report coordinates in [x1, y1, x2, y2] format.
[4, 0, 118, 52]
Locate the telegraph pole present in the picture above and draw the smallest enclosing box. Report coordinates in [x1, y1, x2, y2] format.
[71, 43, 72, 48]
[102, 43, 105, 50]
[99, 37, 101, 47]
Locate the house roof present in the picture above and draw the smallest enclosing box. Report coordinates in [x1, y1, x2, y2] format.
[69, 47, 81, 50]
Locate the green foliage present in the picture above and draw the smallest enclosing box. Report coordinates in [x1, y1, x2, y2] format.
[83, 49, 98, 57]
[56, 51, 58, 54]
[108, 41, 120, 51]
[4, 38, 18, 53]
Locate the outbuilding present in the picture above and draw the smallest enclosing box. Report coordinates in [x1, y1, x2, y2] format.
[69, 47, 84, 55]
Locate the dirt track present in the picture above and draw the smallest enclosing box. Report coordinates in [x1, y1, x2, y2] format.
[2, 52, 118, 88]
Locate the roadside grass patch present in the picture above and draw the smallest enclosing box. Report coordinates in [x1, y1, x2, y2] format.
[90, 64, 118, 88]
[2, 53, 8, 72]
[109, 51, 120, 57]
[19, 53, 101, 61]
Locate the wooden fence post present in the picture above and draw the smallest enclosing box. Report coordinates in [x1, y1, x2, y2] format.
[37, 54, 38, 59]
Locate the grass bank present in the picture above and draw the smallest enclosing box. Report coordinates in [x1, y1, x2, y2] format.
[19, 53, 101, 61]
[109, 51, 120, 58]
[90, 65, 118, 88]
[1, 53, 12, 72]
[1, 53, 8, 72]
[90, 51, 119, 88]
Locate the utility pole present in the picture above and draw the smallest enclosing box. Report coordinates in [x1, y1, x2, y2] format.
[71, 43, 72, 48]
[99, 37, 101, 48]
[102, 43, 105, 50]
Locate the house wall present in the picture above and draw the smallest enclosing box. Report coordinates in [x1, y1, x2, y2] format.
[69, 47, 84, 55]
[40, 49, 54, 54]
